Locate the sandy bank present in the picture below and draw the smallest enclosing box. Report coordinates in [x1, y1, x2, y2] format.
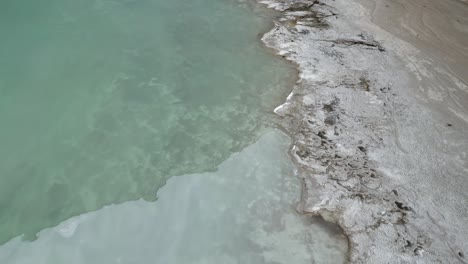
[258, 0, 468, 262]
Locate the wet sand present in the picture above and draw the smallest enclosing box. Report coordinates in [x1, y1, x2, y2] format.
[358, 0, 468, 125]
[359, 0, 468, 84]
[258, 0, 468, 262]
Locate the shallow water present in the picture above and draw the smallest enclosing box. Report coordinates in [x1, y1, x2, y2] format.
[0, 0, 349, 261]
[0, 0, 293, 243]
[0, 131, 348, 264]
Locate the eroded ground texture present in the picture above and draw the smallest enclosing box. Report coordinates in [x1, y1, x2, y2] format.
[258, 0, 468, 262]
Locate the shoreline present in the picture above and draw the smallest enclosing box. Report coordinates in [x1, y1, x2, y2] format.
[258, 0, 468, 262]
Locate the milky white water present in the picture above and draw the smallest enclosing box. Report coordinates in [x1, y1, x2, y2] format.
[0, 131, 348, 264]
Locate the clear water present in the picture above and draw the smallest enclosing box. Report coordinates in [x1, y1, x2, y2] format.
[0, 131, 348, 264]
[0, 0, 293, 243]
[0, 0, 349, 262]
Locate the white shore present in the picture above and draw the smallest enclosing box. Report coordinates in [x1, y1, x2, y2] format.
[259, 0, 468, 262]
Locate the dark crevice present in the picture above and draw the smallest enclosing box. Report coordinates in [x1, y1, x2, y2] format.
[284, 0, 320, 12]
[395, 201, 412, 211]
[317, 38, 385, 51]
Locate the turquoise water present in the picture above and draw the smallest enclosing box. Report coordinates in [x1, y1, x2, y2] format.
[0, 0, 350, 262]
[0, 0, 295, 244]
[0, 131, 348, 264]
